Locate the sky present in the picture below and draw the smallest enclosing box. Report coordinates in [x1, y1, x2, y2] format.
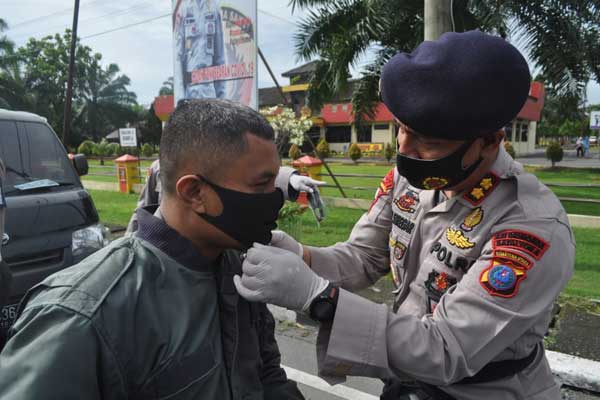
[2, 0, 600, 107]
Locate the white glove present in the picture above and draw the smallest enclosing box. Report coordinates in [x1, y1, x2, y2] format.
[233, 243, 329, 312]
[289, 174, 326, 194]
[270, 230, 303, 257]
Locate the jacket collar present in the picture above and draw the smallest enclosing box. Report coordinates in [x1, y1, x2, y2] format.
[135, 206, 214, 272]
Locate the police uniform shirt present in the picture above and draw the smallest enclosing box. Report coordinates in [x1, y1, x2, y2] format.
[308, 146, 574, 399]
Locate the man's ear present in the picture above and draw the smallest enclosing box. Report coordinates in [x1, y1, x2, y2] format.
[175, 175, 207, 214]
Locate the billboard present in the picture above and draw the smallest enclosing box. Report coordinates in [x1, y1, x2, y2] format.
[591, 111, 600, 131]
[172, 0, 257, 108]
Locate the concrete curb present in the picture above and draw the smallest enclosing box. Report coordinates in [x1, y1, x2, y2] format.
[547, 350, 600, 393]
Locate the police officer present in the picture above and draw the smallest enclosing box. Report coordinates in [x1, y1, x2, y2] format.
[174, 0, 226, 101]
[234, 31, 575, 399]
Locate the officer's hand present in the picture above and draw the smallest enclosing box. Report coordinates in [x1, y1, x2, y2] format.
[233, 243, 329, 312]
[289, 174, 326, 194]
[270, 230, 303, 257]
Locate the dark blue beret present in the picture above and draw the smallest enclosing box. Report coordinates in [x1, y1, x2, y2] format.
[381, 30, 531, 140]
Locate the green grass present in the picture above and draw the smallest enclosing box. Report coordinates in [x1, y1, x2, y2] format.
[524, 166, 600, 183]
[565, 228, 600, 298]
[88, 189, 138, 226]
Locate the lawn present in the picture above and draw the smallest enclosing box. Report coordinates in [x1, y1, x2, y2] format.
[88, 189, 600, 300]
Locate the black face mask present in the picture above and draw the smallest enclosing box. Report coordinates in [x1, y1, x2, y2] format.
[195, 175, 284, 248]
[396, 140, 482, 190]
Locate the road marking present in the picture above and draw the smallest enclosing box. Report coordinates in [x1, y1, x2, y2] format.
[283, 365, 379, 400]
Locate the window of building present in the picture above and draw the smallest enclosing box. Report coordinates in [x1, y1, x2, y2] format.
[374, 124, 389, 130]
[331, 104, 338, 113]
[326, 126, 351, 143]
[341, 104, 349, 112]
[356, 124, 372, 142]
[520, 122, 529, 142]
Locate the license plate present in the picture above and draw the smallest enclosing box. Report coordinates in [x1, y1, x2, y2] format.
[1, 303, 18, 332]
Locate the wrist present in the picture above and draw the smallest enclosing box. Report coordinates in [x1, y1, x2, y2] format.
[309, 282, 339, 322]
[302, 246, 311, 267]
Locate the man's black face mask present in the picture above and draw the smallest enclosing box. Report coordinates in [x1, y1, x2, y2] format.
[195, 175, 284, 248]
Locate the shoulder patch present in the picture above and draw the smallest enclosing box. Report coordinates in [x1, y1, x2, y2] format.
[492, 229, 549, 260]
[480, 259, 527, 298]
[463, 172, 500, 206]
[369, 168, 395, 211]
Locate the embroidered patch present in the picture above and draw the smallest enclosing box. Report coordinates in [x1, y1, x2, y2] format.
[480, 261, 526, 298]
[390, 237, 407, 261]
[422, 177, 449, 190]
[460, 207, 484, 232]
[392, 213, 415, 234]
[369, 169, 395, 212]
[424, 269, 457, 313]
[394, 190, 419, 213]
[493, 230, 549, 260]
[429, 242, 475, 273]
[463, 172, 500, 206]
[446, 227, 475, 249]
[493, 249, 534, 270]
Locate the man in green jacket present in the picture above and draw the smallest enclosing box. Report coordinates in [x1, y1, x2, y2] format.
[0, 99, 305, 400]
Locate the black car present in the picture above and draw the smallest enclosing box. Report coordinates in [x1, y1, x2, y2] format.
[0, 109, 108, 339]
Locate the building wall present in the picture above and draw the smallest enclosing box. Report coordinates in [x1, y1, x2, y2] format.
[509, 118, 537, 155]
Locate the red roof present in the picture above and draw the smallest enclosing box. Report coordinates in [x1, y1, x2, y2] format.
[292, 155, 323, 167]
[321, 102, 395, 124]
[115, 154, 140, 162]
[517, 81, 545, 122]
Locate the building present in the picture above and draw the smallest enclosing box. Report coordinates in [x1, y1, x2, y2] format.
[153, 62, 545, 155]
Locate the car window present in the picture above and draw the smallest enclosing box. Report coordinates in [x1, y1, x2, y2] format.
[0, 120, 77, 194]
[0, 120, 25, 190]
[20, 122, 77, 186]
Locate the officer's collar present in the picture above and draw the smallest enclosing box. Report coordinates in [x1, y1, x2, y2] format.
[136, 206, 214, 272]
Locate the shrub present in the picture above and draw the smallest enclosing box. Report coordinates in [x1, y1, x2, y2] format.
[108, 143, 120, 157]
[504, 141, 516, 159]
[384, 142, 395, 162]
[77, 140, 95, 156]
[316, 138, 330, 158]
[545, 141, 564, 168]
[141, 143, 154, 158]
[288, 144, 301, 160]
[93, 139, 113, 165]
[348, 143, 362, 163]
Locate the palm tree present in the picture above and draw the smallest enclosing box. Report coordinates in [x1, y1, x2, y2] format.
[290, 0, 600, 119]
[158, 77, 174, 96]
[75, 57, 138, 141]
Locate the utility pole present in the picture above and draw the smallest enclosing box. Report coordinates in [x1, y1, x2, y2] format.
[424, 0, 453, 41]
[62, 0, 80, 148]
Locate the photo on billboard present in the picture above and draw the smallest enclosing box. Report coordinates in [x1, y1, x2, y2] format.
[172, 0, 257, 108]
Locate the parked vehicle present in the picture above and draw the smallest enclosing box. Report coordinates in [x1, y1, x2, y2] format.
[0, 109, 109, 339]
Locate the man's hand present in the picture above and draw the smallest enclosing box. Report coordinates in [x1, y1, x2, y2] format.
[233, 244, 328, 312]
[289, 175, 326, 194]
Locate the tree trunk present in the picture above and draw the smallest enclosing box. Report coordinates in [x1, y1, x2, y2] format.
[100, 157, 104, 166]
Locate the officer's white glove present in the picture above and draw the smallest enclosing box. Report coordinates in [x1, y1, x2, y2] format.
[270, 230, 303, 257]
[289, 174, 326, 194]
[233, 243, 329, 312]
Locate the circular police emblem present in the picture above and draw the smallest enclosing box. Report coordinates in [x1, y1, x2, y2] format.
[422, 177, 449, 190]
[488, 265, 516, 291]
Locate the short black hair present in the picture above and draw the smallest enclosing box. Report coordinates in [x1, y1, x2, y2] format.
[159, 98, 274, 194]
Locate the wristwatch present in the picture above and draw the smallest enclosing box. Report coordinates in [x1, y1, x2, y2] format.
[309, 283, 339, 322]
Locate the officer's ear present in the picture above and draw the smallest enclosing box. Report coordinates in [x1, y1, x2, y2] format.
[480, 130, 505, 158]
[175, 175, 213, 215]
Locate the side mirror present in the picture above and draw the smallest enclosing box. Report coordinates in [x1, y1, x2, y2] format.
[70, 154, 89, 176]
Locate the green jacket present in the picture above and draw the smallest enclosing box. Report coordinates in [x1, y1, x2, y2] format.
[0, 210, 303, 399]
